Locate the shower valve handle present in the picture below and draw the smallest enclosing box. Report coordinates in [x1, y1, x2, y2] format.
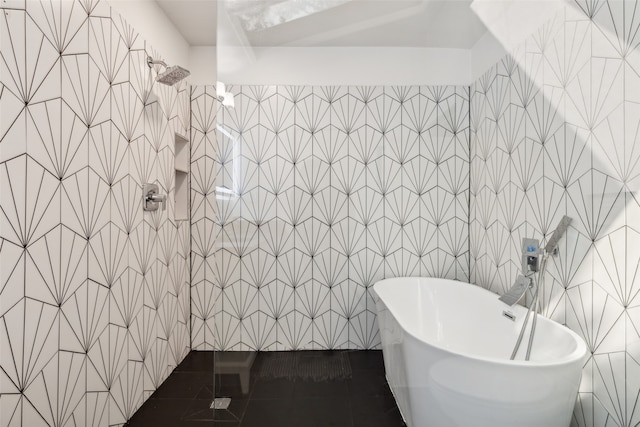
[148, 192, 166, 210]
[143, 183, 166, 211]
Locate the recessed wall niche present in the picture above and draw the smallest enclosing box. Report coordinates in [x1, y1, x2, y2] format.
[175, 132, 189, 221]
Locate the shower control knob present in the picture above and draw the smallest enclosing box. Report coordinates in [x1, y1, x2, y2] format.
[143, 183, 166, 211]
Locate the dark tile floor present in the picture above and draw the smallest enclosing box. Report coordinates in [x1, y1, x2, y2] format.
[127, 350, 406, 427]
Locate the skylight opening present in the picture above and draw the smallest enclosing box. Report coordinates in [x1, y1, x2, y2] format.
[228, 0, 353, 32]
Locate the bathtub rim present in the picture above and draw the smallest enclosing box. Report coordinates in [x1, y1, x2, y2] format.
[372, 277, 588, 369]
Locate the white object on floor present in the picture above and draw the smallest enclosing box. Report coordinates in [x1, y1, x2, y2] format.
[211, 397, 231, 410]
[214, 351, 256, 394]
[372, 277, 587, 427]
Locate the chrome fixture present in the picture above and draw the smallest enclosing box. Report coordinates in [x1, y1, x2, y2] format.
[545, 215, 572, 255]
[501, 216, 573, 361]
[147, 56, 190, 86]
[499, 275, 531, 306]
[521, 238, 540, 274]
[143, 183, 166, 212]
[502, 310, 516, 321]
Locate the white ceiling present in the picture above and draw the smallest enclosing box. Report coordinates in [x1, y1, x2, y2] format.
[156, 0, 218, 46]
[155, 0, 488, 49]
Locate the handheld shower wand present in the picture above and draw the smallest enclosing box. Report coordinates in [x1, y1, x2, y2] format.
[503, 215, 573, 360]
[545, 215, 572, 254]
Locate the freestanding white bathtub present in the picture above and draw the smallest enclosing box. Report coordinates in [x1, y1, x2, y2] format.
[372, 277, 587, 427]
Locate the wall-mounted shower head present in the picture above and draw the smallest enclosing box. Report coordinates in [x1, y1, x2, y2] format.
[147, 56, 190, 86]
[157, 65, 190, 86]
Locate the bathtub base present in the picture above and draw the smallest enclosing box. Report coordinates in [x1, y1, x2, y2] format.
[373, 277, 586, 427]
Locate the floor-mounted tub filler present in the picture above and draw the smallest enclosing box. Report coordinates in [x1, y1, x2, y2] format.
[373, 277, 587, 427]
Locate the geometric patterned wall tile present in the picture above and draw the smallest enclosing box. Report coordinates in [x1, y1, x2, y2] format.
[89, 16, 129, 86]
[111, 176, 143, 235]
[1, 155, 61, 247]
[26, 99, 89, 180]
[1, 10, 60, 105]
[567, 169, 625, 242]
[110, 359, 144, 423]
[89, 223, 128, 289]
[61, 54, 110, 127]
[112, 83, 144, 144]
[25, 224, 87, 307]
[111, 268, 143, 330]
[1, 298, 58, 395]
[0, 0, 25, 10]
[625, 350, 640, 426]
[566, 56, 623, 132]
[572, 391, 625, 427]
[0, 82, 26, 164]
[594, 227, 640, 307]
[143, 335, 168, 393]
[592, 102, 640, 184]
[544, 124, 590, 190]
[61, 279, 109, 357]
[24, 350, 86, 427]
[629, 306, 640, 359]
[62, 167, 109, 240]
[470, 3, 640, 425]
[197, 84, 470, 351]
[129, 51, 154, 108]
[27, 0, 88, 55]
[0, 239, 24, 321]
[89, 121, 129, 186]
[593, 351, 626, 427]
[0, 1, 191, 425]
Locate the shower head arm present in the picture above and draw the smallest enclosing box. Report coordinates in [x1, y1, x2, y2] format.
[147, 56, 167, 69]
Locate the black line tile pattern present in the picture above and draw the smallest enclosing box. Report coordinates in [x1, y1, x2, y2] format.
[190, 85, 471, 352]
[470, 2, 640, 426]
[127, 350, 405, 427]
[0, 1, 191, 425]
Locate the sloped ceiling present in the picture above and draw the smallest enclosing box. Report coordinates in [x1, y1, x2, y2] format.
[155, 0, 488, 48]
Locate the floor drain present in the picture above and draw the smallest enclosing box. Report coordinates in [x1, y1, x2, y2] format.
[210, 397, 231, 410]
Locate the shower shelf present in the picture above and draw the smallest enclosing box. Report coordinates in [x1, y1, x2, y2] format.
[175, 132, 189, 173]
[174, 133, 189, 221]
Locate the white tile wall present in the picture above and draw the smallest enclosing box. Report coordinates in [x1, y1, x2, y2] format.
[471, 2, 640, 426]
[191, 85, 470, 351]
[0, 1, 190, 426]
